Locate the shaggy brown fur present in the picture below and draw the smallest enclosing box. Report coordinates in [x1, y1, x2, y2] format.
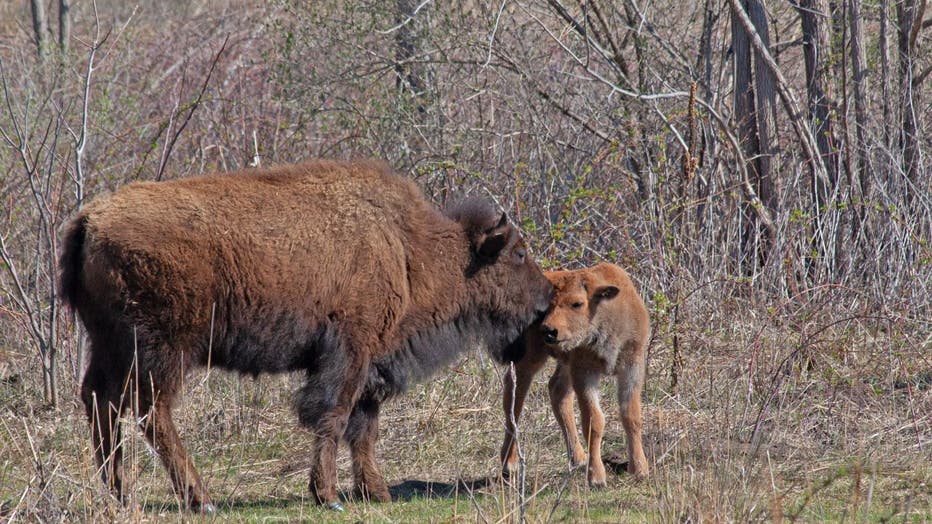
[59, 159, 552, 512]
[500, 263, 649, 487]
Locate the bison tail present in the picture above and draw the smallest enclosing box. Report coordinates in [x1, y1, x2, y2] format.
[59, 214, 88, 309]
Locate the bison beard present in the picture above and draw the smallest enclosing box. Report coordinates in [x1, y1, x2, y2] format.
[60, 160, 552, 512]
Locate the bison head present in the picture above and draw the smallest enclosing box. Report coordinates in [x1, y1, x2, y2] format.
[538, 270, 619, 353]
[445, 198, 552, 361]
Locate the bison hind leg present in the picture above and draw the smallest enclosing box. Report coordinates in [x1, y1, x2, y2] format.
[81, 350, 131, 502]
[129, 342, 213, 512]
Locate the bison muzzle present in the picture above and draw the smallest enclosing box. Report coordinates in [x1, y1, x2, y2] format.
[59, 159, 552, 512]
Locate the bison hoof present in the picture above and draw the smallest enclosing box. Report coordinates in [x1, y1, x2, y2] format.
[354, 486, 391, 503]
[325, 501, 345, 512]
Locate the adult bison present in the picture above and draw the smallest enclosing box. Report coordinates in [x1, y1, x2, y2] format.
[500, 263, 649, 487]
[60, 159, 552, 513]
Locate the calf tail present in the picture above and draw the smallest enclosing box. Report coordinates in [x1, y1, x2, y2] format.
[59, 214, 88, 310]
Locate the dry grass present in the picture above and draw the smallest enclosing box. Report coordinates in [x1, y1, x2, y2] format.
[1, 301, 929, 522]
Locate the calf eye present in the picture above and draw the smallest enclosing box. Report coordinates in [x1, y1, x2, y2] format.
[571, 302, 584, 309]
[515, 248, 526, 263]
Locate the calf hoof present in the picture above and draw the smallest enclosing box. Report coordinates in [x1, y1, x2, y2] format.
[588, 478, 607, 489]
[628, 462, 649, 481]
[193, 502, 217, 515]
[325, 501, 345, 512]
[501, 462, 519, 483]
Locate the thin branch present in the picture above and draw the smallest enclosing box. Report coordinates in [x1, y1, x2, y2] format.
[482, 0, 508, 67]
[913, 63, 932, 87]
[156, 35, 229, 181]
[376, 0, 433, 34]
[547, 0, 629, 83]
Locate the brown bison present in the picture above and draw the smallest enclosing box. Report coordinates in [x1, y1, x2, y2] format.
[59, 159, 552, 513]
[500, 263, 649, 487]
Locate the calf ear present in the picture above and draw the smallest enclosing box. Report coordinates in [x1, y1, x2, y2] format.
[592, 285, 620, 302]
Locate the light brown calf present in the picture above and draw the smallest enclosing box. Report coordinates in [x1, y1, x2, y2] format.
[501, 263, 650, 486]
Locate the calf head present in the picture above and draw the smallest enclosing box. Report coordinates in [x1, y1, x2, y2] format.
[445, 198, 553, 360]
[539, 270, 620, 352]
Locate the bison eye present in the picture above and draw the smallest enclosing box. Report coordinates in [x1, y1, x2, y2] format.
[571, 302, 584, 309]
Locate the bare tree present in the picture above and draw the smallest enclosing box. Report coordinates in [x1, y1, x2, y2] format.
[0, 13, 104, 407]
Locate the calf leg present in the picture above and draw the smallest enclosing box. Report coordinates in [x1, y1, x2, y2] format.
[81, 354, 129, 501]
[617, 361, 648, 479]
[137, 383, 213, 513]
[344, 396, 390, 502]
[549, 362, 586, 469]
[572, 368, 607, 487]
[500, 347, 548, 477]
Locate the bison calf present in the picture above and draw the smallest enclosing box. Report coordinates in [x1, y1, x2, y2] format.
[500, 263, 649, 487]
[60, 160, 552, 512]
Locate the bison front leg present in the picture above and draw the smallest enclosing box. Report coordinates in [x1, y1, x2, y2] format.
[571, 368, 607, 488]
[500, 346, 548, 479]
[548, 362, 587, 470]
[300, 348, 370, 510]
[344, 397, 390, 503]
[617, 361, 649, 480]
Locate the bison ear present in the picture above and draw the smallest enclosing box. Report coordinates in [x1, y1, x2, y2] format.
[477, 231, 508, 259]
[476, 212, 510, 260]
[592, 285, 620, 302]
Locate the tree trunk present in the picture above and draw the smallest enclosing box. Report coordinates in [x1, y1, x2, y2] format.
[732, 0, 776, 269]
[747, 0, 778, 215]
[30, 0, 49, 59]
[897, 0, 922, 202]
[623, 2, 654, 203]
[395, 0, 426, 102]
[798, 0, 838, 200]
[880, 0, 893, 152]
[695, 0, 718, 231]
[59, 0, 72, 54]
[848, 0, 869, 201]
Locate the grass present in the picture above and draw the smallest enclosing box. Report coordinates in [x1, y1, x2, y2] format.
[1, 309, 930, 522]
